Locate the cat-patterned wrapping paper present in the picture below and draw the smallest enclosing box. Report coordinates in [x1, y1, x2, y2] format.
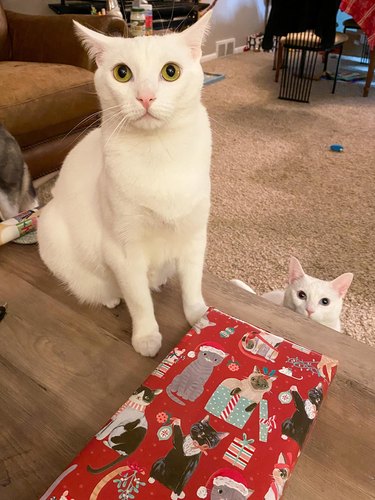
[42, 308, 337, 500]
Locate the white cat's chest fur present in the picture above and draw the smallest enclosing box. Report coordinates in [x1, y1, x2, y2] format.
[100, 107, 211, 238]
[90, 121, 210, 283]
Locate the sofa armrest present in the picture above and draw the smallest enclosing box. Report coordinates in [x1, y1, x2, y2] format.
[6, 11, 127, 70]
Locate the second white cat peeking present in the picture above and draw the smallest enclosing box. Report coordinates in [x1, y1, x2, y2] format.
[231, 257, 353, 332]
[38, 12, 214, 357]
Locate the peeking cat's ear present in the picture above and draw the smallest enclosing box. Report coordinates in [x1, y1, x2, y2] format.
[330, 273, 353, 298]
[73, 21, 111, 65]
[181, 10, 212, 60]
[289, 256, 305, 284]
[202, 414, 210, 423]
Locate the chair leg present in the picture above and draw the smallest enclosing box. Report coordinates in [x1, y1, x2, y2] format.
[332, 45, 343, 94]
[272, 37, 279, 70]
[363, 47, 375, 97]
[323, 50, 329, 73]
[275, 41, 283, 82]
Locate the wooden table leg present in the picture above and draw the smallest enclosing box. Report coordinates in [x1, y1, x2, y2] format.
[363, 47, 375, 97]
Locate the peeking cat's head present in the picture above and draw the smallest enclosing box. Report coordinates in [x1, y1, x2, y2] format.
[129, 385, 162, 406]
[190, 415, 229, 448]
[284, 257, 353, 328]
[74, 12, 211, 132]
[248, 366, 276, 392]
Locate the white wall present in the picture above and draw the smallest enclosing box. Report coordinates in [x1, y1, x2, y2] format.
[204, 0, 266, 55]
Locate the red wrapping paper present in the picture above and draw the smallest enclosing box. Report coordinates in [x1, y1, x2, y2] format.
[42, 308, 337, 500]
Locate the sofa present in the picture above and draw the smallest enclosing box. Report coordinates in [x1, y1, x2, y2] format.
[0, 4, 127, 179]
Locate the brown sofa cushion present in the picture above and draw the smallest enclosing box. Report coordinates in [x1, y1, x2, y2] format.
[0, 60, 99, 148]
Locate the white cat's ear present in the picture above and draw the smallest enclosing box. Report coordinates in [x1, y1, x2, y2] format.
[253, 365, 260, 373]
[289, 257, 305, 284]
[181, 10, 212, 60]
[330, 273, 353, 298]
[73, 21, 111, 64]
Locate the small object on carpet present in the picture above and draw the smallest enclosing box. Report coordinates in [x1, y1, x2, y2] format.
[204, 72, 225, 86]
[330, 144, 344, 152]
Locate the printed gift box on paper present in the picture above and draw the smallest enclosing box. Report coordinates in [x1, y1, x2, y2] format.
[42, 308, 337, 500]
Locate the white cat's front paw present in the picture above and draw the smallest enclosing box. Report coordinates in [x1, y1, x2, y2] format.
[184, 302, 208, 327]
[103, 298, 121, 309]
[132, 331, 162, 357]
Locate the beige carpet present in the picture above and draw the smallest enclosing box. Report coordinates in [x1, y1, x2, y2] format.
[201, 51, 375, 346]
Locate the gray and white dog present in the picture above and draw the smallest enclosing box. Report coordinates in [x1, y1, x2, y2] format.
[0, 123, 38, 220]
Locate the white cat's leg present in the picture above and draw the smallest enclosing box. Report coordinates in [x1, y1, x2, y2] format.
[230, 279, 256, 294]
[177, 231, 207, 326]
[38, 205, 120, 306]
[104, 298, 121, 309]
[262, 290, 285, 306]
[148, 261, 175, 291]
[104, 239, 162, 357]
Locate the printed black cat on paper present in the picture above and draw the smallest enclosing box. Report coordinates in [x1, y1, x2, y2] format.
[149, 415, 228, 500]
[281, 383, 323, 448]
[87, 385, 162, 474]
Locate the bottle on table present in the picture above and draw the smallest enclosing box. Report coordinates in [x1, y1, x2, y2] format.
[141, 1, 153, 36]
[130, 4, 145, 37]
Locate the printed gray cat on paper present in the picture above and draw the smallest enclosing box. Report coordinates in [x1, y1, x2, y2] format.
[0, 124, 38, 220]
[167, 344, 228, 405]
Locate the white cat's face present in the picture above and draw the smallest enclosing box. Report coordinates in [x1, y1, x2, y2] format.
[74, 14, 211, 131]
[286, 257, 353, 327]
[288, 274, 344, 324]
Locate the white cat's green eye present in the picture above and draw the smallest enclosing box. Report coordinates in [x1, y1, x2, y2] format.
[113, 64, 133, 83]
[161, 63, 181, 82]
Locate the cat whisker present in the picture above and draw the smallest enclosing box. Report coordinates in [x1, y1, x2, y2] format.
[175, 6, 196, 33]
[65, 109, 125, 151]
[61, 111, 101, 143]
[62, 103, 125, 144]
[166, 0, 176, 32]
[104, 114, 129, 149]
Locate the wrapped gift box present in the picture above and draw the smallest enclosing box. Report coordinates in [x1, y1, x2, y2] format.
[42, 308, 337, 500]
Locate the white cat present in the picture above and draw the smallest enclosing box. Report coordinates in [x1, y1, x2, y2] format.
[231, 257, 353, 332]
[38, 13, 213, 357]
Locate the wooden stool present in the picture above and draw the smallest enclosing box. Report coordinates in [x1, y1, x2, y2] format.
[275, 31, 348, 102]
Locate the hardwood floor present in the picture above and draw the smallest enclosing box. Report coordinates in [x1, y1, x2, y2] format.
[0, 243, 374, 499]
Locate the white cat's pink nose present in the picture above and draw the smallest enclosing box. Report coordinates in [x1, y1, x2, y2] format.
[306, 306, 315, 317]
[137, 95, 156, 110]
